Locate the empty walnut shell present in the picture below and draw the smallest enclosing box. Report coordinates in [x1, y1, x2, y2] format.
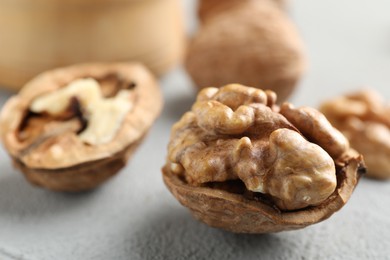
[0, 63, 162, 192]
[162, 84, 364, 233]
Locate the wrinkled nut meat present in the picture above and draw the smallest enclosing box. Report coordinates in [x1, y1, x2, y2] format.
[163, 84, 364, 233]
[320, 89, 390, 179]
[0, 63, 162, 192]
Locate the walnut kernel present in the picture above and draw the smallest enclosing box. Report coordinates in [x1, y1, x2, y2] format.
[31, 78, 134, 145]
[320, 89, 390, 179]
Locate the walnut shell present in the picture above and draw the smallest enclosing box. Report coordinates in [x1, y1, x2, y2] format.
[186, 0, 306, 102]
[163, 152, 364, 233]
[0, 63, 162, 192]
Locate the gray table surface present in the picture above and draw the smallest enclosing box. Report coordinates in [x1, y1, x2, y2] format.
[1, 0, 390, 259]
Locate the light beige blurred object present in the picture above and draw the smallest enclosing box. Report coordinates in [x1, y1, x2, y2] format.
[320, 89, 390, 179]
[186, 0, 306, 103]
[274, 0, 289, 8]
[0, 0, 185, 90]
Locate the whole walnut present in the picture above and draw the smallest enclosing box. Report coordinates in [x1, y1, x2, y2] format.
[185, 0, 306, 103]
[320, 90, 390, 179]
[163, 84, 364, 233]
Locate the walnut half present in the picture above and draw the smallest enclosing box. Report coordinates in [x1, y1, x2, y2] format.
[162, 84, 364, 233]
[0, 63, 162, 192]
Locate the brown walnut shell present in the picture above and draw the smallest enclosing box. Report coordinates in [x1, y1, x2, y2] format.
[186, 0, 306, 102]
[0, 63, 162, 192]
[163, 151, 364, 233]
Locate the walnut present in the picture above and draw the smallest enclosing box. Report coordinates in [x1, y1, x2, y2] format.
[0, 63, 162, 192]
[320, 89, 390, 179]
[163, 84, 364, 233]
[185, 0, 306, 103]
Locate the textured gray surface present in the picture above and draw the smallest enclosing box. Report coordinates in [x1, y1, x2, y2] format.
[1, 0, 390, 259]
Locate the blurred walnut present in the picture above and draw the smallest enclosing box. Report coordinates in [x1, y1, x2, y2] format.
[163, 84, 364, 233]
[320, 89, 390, 179]
[0, 63, 162, 192]
[198, 0, 287, 22]
[185, 0, 306, 103]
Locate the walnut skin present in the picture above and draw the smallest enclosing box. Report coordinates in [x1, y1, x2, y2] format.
[163, 84, 364, 233]
[185, 0, 306, 103]
[0, 63, 163, 192]
[320, 90, 390, 179]
[198, 0, 287, 22]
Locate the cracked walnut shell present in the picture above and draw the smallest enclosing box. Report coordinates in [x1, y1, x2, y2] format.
[0, 63, 162, 192]
[163, 84, 364, 233]
[320, 89, 390, 179]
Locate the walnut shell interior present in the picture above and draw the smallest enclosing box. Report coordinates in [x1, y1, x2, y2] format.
[163, 151, 364, 233]
[0, 63, 163, 192]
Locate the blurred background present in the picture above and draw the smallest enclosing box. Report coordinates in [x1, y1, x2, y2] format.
[0, 0, 390, 259]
